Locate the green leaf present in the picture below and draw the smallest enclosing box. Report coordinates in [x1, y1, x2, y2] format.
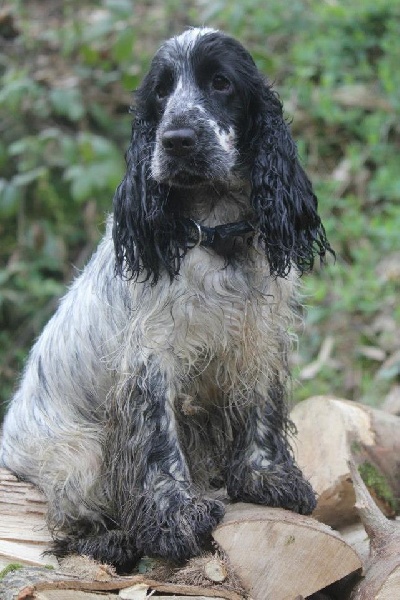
[112, 28, 136, 63]
[13, 167, 47, 187]
[49, 87, 85, 122]
[0, 180, 20, 217]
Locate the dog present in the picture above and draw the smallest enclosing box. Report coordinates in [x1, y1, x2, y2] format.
[0, 28, 331, 572]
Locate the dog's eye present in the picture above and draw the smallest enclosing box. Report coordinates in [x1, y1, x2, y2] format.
[212, 74, 232, 93]
[155, 75, 174, 101]
[156, 84, 169, 100]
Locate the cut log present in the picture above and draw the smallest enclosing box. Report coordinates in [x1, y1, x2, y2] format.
[291, 396, 400, 527]
[0, 467, 57, 569]
[348, 461, 400, 600]
[35, 593, 116, 600]
[212, 503, 362, 600]
[0, 566, 243, 600]
[35, 592, 228, 600]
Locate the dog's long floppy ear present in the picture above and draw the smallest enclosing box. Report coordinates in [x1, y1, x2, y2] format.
[112, 117, 183, 284]
[249, 86, 332, 277]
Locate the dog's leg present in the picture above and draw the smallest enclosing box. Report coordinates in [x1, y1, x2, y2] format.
[109, 372, 225, 561]
[62, 369, 225, 567]
[225, 384, 316, 515]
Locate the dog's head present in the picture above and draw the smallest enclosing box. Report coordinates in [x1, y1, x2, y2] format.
[113, 28, 331, 282]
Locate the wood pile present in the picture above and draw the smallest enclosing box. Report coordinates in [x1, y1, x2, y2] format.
[1, 395, 400, 599]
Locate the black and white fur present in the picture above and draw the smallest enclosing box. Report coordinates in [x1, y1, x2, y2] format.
[0, 28, 331, 572]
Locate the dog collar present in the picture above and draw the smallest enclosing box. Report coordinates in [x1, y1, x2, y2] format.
[183, 218, 255, 249]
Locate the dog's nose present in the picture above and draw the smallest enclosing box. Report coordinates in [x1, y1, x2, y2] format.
[162, 128, 196, 156]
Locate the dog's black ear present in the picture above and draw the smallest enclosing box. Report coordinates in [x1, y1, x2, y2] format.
[249, 86, 332, 277]
[112, 118, 182, 284]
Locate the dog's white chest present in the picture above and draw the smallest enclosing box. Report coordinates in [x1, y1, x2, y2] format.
[130, 248, 293, 390]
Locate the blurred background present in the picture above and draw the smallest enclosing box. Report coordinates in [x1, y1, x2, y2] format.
[1, 0, 399, 420]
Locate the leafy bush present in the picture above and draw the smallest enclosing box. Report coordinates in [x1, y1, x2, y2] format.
[1, 0, 399, 417]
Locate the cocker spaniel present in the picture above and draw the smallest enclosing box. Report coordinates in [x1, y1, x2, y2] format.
[1, 28, 331, 572]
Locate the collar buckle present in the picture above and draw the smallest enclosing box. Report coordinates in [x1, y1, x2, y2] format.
[186, 219, 205, 248]
[184, 218, 255, 250]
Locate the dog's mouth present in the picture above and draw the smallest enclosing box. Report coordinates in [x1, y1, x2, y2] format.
[167, 169, 209, 188]
[153, 151, 233, 190]
[156, 156, 213, 188]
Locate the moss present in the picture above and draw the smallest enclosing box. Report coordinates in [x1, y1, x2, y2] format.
[351, 440, 362, 454]
[0, 563, 23, 580]
[358, 461, 397, 511]
[285, 535, 296, 545]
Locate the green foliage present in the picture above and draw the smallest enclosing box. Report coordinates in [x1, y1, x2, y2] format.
[1, 0, 399, 417]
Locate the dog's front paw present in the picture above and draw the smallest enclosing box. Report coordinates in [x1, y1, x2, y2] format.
[136, 496, 225, 561]
[52, 529, 139, 573]
[227, 463, 316, 515]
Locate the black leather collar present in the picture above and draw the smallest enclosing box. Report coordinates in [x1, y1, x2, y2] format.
[183, 218, 255, 250]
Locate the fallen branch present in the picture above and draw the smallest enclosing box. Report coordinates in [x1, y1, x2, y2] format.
[349, 461, 400, 600]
